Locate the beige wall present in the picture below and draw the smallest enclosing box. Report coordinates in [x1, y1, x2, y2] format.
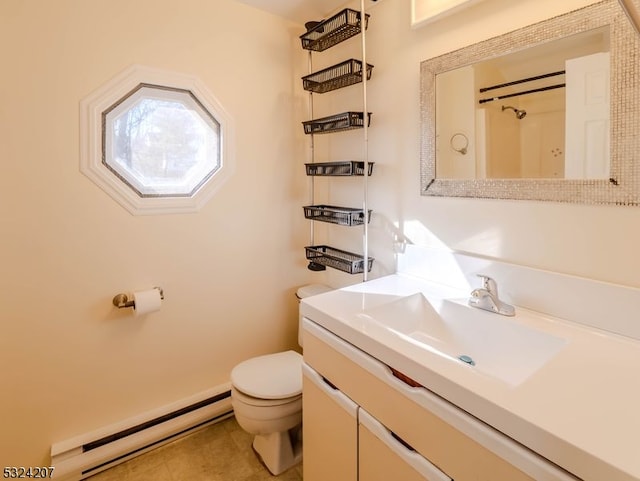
[0, 0, 312, 465]
[325, 0, 640, 290]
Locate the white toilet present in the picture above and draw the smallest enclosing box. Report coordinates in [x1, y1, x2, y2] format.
[230, 284, 331, 475]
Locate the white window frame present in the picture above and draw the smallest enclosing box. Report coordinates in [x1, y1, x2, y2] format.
[80, 65, 235, 215]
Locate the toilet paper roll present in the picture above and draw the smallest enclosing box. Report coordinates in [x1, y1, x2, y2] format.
[133, 288, 162, 316]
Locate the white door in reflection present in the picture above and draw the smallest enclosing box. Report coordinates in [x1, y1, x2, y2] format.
[565, 52, 610, 179]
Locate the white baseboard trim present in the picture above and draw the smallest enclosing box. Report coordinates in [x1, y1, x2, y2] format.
[51, 383, 233, 480]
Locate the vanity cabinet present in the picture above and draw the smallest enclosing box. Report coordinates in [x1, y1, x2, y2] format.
[303, 318, 578, 481]
[303, 342, 445, 481]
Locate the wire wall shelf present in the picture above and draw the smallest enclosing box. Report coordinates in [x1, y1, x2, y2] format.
[300, 9, 370, 52]
[303, 205, 372, 226]
[303, 111, 372, 135]
[305, 161, 374, 177]
[305, 245, 374, 274]
[302, 59, 374, 94]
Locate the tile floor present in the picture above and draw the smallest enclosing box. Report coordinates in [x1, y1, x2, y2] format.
[87, 416, 303, 481]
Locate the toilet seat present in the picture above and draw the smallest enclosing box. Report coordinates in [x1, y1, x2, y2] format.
[231, 386, 301, 407]
[231, 350, 302, 399]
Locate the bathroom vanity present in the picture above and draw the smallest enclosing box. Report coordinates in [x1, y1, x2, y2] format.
[302, 318, 553, 481]
[300, 257, 640, 481]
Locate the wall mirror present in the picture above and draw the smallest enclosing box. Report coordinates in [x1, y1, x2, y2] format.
[420, 0, 640, 204]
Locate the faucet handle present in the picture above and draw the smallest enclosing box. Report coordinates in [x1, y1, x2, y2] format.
[476, 274, 498, 295]
[471, 274, 515, 316]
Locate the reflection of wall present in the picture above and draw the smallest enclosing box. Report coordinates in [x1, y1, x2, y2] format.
[486, 106, 522, 178]
[520, 90, 566, 177]
[436, 66, 476, 178]
[483, 89, 566, 179]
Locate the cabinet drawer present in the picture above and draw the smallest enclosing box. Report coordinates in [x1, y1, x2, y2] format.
[359, 408, 451, 481]
[303, 319, 579, 481]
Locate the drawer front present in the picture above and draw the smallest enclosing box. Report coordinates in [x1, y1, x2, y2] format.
[359, 408, 451, 481]
[302, 363, 358, 481]
[303, 319, 578, 481]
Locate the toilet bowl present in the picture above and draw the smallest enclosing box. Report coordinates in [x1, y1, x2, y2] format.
[230, 284, 331, 475]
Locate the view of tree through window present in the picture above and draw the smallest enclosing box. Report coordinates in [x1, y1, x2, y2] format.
[103, 85, 221, 197]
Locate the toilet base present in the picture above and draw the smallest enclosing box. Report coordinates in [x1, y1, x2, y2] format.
[252, 425, 302, 475]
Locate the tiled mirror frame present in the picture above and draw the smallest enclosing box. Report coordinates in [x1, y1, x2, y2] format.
[420, 0, 640, 205]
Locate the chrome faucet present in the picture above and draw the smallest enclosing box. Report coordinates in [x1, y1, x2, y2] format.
[468, 275, 515, 316]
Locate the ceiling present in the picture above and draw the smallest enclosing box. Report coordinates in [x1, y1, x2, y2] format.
[234, 0, 371, 25]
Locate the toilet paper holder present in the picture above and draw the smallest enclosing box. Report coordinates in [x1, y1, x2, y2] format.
[112, 287, 164, 309]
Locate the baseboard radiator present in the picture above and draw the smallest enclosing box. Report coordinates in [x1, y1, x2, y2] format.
[51, 384, 233, 480]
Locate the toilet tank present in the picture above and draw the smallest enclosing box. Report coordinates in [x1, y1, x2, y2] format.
[296, 284, 332, 347]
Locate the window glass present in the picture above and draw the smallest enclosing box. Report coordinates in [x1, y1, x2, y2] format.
[80, 65, 234, 215]
[103, 85, 221, 197]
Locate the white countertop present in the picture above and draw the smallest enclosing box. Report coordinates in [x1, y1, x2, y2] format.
[300, 273, 640, 481]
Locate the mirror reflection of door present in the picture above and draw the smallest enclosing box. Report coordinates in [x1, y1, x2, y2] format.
[565, 52, 610, 179]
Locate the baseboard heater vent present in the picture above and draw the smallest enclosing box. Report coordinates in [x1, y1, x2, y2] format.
[51, 384, 233, 481]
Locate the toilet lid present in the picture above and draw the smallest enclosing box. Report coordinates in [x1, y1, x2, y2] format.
[231, 350, 303, 399]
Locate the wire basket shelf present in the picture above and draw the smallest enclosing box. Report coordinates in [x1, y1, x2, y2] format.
[305, 161, 374, 177]
[305, 245, 374, 274]
[300, 9, 370, 52]
[303, 111, 372, 135]
[303, 205, 372, 226]
[302, 59, 374, 94]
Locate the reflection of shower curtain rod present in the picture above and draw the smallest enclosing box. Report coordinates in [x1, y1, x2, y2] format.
[479, 70, 565, 93]
[478, 83, 565, 104]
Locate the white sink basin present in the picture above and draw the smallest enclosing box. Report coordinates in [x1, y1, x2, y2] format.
[357, 293, 567, 386]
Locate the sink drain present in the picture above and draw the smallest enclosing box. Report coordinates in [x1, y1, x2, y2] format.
[458, 355, 475, 366]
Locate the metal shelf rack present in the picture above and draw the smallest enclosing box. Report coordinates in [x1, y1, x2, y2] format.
[300, 4, 374, 278]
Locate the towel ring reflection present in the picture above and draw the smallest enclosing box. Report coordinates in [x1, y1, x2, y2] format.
[450, 133, 469, 155]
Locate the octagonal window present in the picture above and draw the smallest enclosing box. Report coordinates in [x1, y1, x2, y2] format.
[80, 65, 234, 215]
[103, 85, 221, 198]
